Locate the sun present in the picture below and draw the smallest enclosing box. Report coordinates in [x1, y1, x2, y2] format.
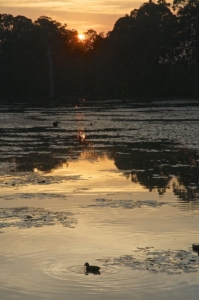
[78, 33, 85, 41]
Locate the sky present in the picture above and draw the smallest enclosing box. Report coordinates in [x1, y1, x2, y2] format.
[0, 0, 143, 34]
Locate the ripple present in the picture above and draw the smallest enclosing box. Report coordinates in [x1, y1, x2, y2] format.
[0, 240, 199, 299]
[44, 262, 117, 280]
[67, 264, 116, 275]
[67, 265, 87, 274]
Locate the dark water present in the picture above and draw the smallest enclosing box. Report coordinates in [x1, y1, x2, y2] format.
[1, 100, 199, 299]
[1, 101, 199, 201]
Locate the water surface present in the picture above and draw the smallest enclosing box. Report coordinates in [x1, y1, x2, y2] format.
[1, 100, 199, 299]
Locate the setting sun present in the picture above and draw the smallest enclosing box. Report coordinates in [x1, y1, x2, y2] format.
[78, 33, 85, 41]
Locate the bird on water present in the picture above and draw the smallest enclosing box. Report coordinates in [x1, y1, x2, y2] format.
[84, 262, 101, 274]
[53, 120, 59, 127]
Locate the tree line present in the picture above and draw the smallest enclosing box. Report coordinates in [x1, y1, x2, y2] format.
[0, 0, 199, 104]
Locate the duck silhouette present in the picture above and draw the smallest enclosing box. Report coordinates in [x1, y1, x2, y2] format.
[53, 121, 59, 127]
[84, 262, 101, 275]
[192, 244, 199, 252]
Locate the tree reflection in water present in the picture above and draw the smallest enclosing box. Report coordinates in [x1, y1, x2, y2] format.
[112, 145, 199, 202]
[2, 134, 199, 203]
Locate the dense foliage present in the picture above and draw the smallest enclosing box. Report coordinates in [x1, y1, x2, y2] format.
[0, 0, 199, 103]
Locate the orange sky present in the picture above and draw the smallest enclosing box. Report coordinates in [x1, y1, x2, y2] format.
[0, 0, 144, 34]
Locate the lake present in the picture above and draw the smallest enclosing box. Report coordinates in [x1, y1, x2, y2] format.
[1, 99, 199, 299]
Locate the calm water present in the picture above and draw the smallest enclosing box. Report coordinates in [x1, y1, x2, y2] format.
[1, 100, 199, 299]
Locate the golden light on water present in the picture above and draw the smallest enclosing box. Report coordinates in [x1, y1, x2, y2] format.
[77, 130, 86, 142]
[32, 154, 147, 195]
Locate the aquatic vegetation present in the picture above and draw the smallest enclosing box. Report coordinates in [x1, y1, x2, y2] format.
[0, 172, 82, 188]
[85, 198, 176, 209]
[1, 104, 199, 299]
[97, 247, 199, 275]
[0, 193, 68, 201]
[0, 207, 77, 229]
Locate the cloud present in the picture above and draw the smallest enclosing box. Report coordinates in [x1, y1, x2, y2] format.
[0, 0, 151, 33]
[0, 4, 123, 33]
[0, 0, 142, 14]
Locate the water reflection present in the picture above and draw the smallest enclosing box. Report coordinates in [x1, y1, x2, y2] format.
[33, 153, 139, 194]
[28, 145, 199, 203]
[1, 106, 199, 202]
[113, 146, 199, 202]
[2, 138, 199, 202]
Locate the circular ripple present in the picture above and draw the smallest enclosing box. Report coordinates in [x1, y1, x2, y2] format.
[1, 235, 199, 300]
[44, 263, 116, 279]
[67, 264, 116, 275]
[67, 265, 85, 274]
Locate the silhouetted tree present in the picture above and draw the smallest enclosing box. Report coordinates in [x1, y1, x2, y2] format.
[1, 0, 199, 103]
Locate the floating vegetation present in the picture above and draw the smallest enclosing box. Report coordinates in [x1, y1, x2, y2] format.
[97, 247, 199, 275]
[1, 105, 199, 202]
[0, 207, 77, 229]
[85, 198, 176, 209]
[0, 173, 82, 188]
[0, 193, 68, 201]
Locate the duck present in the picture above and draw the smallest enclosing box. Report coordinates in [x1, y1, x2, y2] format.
[84, 262, 100, 274]
[53, 121, 59, 127]
[192, 244, 199, 251]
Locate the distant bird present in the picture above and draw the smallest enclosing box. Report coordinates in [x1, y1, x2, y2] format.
[192, 244, 199, 251]
[53, 121, 59, 127]
[84, 262, 100, 274]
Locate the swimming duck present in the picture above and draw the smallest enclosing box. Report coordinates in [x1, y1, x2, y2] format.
[53, 121, 59, 127]
[84, 262, 100, 274]
[192, 244, 199, 251]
